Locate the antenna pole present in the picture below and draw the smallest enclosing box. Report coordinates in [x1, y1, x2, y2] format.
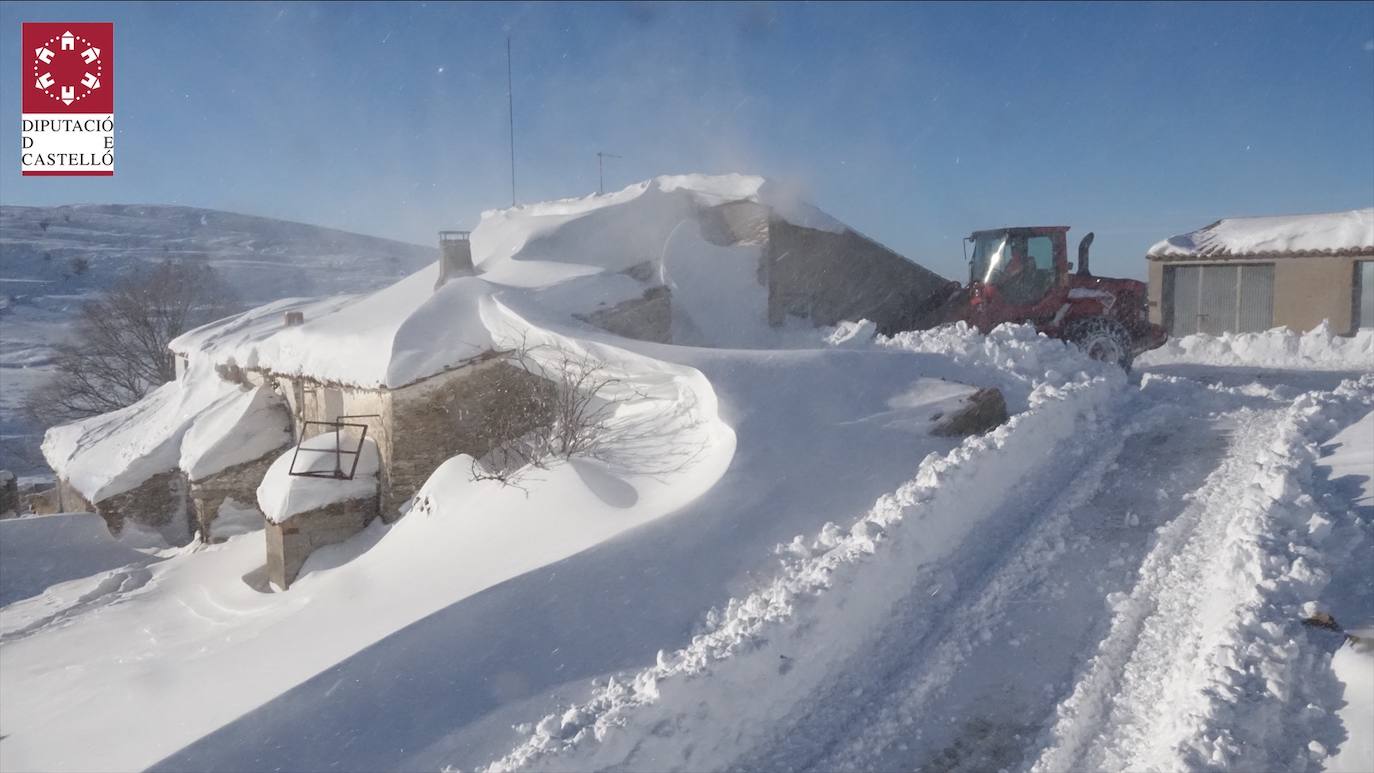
[507, 36, 516, 206]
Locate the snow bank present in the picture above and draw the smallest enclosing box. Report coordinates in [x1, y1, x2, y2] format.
[1328, 639, 1374, 773]
[0, 513, 154, 606]
[1148, 208, 1374, 258]
[881, 321, 1125, 410]
[824, 319, 878, 348]
[179, 385, 291, 481]
[1318, 409, 1374, 773]
[1138, 322, 1374, 371]
[256, 432, 379, 523]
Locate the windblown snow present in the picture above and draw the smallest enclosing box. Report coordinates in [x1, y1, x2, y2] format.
[5, 176, 1374, 773]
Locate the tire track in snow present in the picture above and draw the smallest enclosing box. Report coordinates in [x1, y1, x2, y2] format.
[1028, 407, 1277, 772]
[481, 366, 1368, 773]
[1034, 376, 1374, 772]
[784, 387, 1233, 772]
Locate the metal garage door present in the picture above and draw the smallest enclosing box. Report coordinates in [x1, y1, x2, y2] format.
[1166, 265, 1201, 338]
[1166, 263, 1274, 336]
[1236, 264, 1275, 333]
[1358, 261, 1374, 329]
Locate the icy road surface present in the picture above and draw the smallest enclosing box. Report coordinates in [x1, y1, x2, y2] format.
[489, 366, 1373, 773]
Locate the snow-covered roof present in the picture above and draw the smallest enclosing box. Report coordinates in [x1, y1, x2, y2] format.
[180, 385, 292, 481]
[42, 363, 288, 502]
[1148, 208, 1374, 260]
[171, 268, 501, 389]
[171, 174, 850, 389]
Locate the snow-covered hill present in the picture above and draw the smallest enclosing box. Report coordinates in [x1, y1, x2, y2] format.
[0, 204, 436, 476]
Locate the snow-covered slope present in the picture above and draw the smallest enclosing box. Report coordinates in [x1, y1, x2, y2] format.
[0, 204, 436, 476]
[1148, 207, 1374, 258]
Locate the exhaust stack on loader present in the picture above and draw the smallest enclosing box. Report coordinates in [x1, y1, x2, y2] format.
[928, 225, 1166, 369]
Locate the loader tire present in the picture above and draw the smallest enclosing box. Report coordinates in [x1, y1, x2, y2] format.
[1066, 316, 1133, 369]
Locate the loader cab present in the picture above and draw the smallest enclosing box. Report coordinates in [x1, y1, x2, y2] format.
[967, 226, 1069, 306]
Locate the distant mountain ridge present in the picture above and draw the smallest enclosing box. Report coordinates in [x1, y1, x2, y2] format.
[0, 204, 437, 303]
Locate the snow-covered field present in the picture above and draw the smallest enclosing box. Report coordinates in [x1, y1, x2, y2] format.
[1, 184, 1371, 773]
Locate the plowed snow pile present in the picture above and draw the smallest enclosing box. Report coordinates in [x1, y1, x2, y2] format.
[1138, 322, 1373, 371]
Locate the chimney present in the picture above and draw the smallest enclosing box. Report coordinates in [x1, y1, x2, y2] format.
[435, 230, 474, 290]
[284, 311, 304, 327]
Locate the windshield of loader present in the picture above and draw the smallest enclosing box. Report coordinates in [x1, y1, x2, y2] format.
[969, 232, 1010, 285]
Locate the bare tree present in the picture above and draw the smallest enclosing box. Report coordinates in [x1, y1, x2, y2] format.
[24, 260, 238, 427]
[473, 336, 706, 484]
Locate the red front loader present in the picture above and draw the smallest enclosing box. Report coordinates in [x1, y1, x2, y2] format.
[930, 226, 1167, 368]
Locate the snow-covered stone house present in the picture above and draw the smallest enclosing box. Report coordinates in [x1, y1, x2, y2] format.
[1148, 208, 1374, 337]
[41, 174, 953, 588]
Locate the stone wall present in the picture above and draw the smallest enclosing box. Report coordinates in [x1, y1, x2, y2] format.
[189, 450, 286, 543]
[700, 200, 770, 247]
[0, 471, 16, 517]
[765, 219, 952, 335]
[385, 360, 555, 516]
[25, 486, 62, 515]
[265, 494, 379, 589]
[64, 471, 193, 545]
[576, 286, 672, 343]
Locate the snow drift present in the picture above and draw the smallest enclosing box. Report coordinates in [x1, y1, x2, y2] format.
[41, 360, 284, 504]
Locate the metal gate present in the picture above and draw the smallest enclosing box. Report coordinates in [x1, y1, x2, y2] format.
[1165, 263, 1274, 336]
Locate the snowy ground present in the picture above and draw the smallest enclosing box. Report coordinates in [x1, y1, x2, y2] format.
[483, 355, 1372, 773]
[1, 321, 1369, 773]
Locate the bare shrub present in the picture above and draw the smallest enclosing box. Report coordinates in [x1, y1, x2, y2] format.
[473, 336, 705, 484]
[23, 260, 238, 428]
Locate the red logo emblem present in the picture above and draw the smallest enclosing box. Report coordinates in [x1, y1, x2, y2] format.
[23, 23, 113, 113]
[20, 22, 114, 176]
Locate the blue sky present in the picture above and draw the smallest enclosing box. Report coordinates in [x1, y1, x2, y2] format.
[2, 1, 1371, 279]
